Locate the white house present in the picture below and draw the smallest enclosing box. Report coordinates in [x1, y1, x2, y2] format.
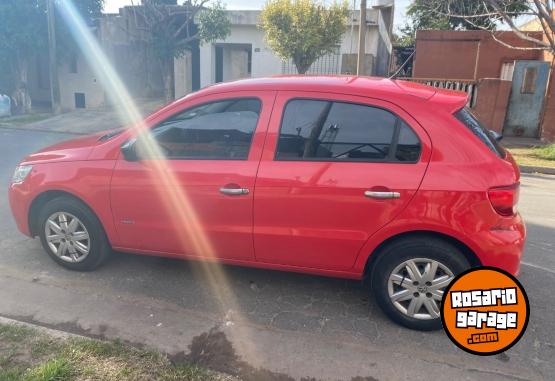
[24, 2, 394, 111]
[175, 5, 394, 97]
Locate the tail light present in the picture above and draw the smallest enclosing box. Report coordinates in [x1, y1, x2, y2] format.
[488, 184, 520, 217]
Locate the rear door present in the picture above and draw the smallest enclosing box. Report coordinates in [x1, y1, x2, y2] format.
[253, 91, 431, 271]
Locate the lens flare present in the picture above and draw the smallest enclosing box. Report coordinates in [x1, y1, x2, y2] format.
[56, 0, 258, 360]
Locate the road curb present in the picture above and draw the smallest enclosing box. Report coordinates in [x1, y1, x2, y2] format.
[519, 165, 555, 176]
[0, 316, 85, 340]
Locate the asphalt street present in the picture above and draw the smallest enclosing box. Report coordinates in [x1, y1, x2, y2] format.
[0, 126, 554, 380]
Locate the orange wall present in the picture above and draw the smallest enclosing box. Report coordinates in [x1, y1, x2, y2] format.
[540, 73, 555, 141]
[413, 30, 544, 80]
[473, 79, 512, 133]
[412, 29, 555, 141]
[540, 35, 555, 141]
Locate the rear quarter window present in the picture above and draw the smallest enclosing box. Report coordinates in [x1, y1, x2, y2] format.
[455, 108, 505, 158]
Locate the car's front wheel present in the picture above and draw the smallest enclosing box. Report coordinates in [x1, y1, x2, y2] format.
[371, 237, 470, 331]
[38, 196, 110, 271]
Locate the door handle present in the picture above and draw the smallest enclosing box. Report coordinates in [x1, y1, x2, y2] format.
[364, 191, 400, 199]
[220, 187, 249, 196]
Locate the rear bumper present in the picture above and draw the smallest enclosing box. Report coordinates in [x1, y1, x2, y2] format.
[474, 212, 526, 276]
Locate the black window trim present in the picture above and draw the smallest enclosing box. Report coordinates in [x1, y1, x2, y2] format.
[142, 96, 263, 161]
[454, 107, 506, 159]
[274, 97, 422, 164]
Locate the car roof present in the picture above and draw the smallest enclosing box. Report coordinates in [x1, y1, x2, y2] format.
[159, 76, 469, 120]
[196, 75, 462, 103]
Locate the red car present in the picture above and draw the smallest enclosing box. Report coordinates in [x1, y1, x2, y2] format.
[9, 76, 525, 330]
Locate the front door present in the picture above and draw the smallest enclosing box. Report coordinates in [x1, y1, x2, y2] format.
[110, 91, 276, 260]
[504, 60, 550, 138]
[253, 92, 431, 271]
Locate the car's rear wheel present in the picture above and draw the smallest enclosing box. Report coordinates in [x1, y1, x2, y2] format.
[38, 197, 110, 271]
[371, 237, 470, 331]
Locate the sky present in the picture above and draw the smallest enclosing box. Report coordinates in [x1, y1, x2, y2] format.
[104, 0, 412, 31]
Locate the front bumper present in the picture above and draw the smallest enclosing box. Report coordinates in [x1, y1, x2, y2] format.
[8, 183, 33, 237]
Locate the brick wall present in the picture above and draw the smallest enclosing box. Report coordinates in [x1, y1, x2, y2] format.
[413, 30, 544, 80]
[472, 79, 512, 133]
[413, 29, 555, 142]
[540, 69, 555, 142]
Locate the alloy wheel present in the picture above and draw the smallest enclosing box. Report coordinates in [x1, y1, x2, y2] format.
[44, 212, 90, 263]
[387, 258, 454, 320]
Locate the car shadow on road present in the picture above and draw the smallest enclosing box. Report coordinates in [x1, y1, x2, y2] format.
[107, 250, 378, 335]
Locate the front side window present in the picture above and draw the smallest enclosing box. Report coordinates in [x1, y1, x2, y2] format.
[141, 98, 261, 160]
[276, 99, 420, 162]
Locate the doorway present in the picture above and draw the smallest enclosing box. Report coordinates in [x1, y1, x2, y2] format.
[214, 43, 252, 83]
[504, 60, 550, 137]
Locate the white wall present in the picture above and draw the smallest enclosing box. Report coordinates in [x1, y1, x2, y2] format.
[338, 25, 380, 57]
[200, 25, 283, 87]
[174, 51, 192, 99]
[58, 55, 105, 110]
[197, 22, 383, 89]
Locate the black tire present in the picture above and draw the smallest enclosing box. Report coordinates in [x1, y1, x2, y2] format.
[371, 236, 470, 331]
[37, 196, 111, 271]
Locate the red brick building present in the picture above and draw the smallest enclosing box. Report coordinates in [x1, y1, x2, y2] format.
[413, 30, 544, 80]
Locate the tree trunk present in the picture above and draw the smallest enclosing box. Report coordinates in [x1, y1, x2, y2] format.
[11, 54, 32, 115]
[160, 57, 174, 104]
[294, 54, 313, 74]
[295, 61, 311, 75]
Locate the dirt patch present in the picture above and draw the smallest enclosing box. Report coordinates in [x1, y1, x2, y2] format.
[171, 327, 294, 381]
[173, 326, 380, 381]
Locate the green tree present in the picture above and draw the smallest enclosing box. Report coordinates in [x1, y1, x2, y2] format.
[132, 1, 230, 102]
[55, 0, 104, 68]
[408, 0, 528, 30]
[0, 0, 103, 114]
[142, 0, 177, 4]
[0, 1, 46, 113]
[399, 0, 528, 46]
[260, 0, 349, 74]
[401, 0, 555, 54]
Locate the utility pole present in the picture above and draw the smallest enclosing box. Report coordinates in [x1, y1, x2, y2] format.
[357, 0, 367, 76]
[47, 0, 61, 114]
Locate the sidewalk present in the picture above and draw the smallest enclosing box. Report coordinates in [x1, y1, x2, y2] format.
[0, 98, 164, 135]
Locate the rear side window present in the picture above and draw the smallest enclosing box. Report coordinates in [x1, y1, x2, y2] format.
[455, 108, 505, 158]
[396, 121, 421, 162]
[276, 99, 421, 162]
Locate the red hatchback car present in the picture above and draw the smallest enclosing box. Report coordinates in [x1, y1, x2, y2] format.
[9, 76, 525, 330]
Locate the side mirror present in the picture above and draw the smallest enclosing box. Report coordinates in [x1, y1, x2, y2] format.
[489, 130, 503, 142]
[121, 139, 139, 161]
